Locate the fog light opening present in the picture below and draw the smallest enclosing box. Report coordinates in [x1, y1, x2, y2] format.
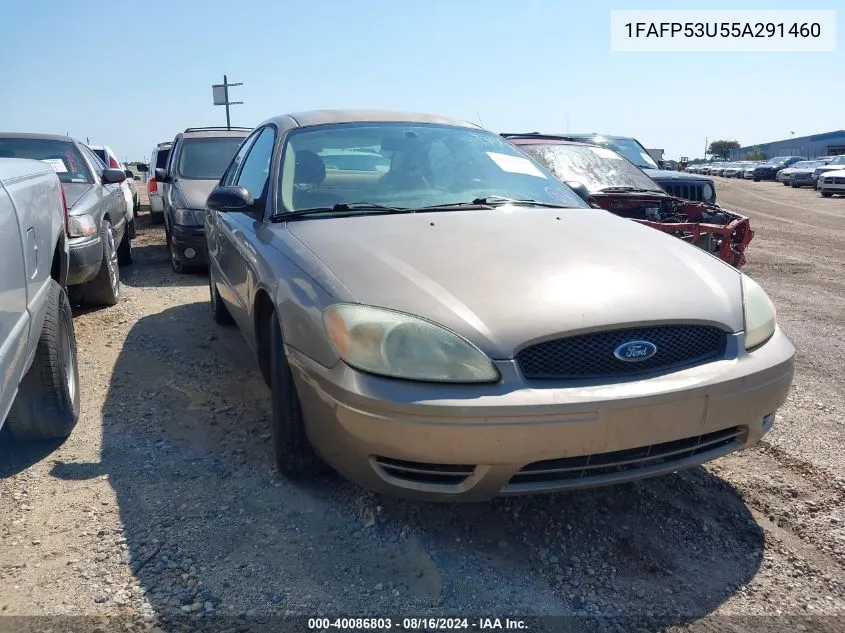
[184, 247, 197, 259]
[761, 413, 776, 432]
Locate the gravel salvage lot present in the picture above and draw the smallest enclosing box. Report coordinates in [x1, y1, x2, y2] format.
[0, 180, 843, 633]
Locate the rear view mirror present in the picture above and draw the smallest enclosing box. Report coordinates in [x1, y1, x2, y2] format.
[124, 169, 134, 179]
[564, 181, 590, 203]
[154, 167, 169, 183]
[137, 163, 149, 173]
[102, 168, 127, 184]
[207, 186, 253, 212]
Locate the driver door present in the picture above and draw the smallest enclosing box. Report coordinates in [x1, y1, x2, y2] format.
[216, 126, 276, 330]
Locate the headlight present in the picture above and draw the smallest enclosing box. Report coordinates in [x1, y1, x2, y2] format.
[173, 208, 203, 226]
[323, 304, 499, 383]
[68, 214, 97, 237]
[742, 275, 776, 350]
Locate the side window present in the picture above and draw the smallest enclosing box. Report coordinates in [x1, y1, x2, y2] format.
[222, 132, 259, 187]
[235, 127, 276, 200]
[164, 137, 179, 174]
[80, 145, 104, 180]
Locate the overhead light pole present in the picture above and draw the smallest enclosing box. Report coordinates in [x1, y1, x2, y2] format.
[212, 75, 244, 130]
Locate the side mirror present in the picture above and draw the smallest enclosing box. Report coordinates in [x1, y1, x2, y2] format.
[102, 168, 128, 184]
[137, 163, 149, 173]
[154, 167, 170, 183]
[564, 181, 590, 203]
[206, 186, 254, 212]
[124, 169, 134, 179]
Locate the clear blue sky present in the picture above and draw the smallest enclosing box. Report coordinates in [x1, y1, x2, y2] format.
[0, 0, 839, 162]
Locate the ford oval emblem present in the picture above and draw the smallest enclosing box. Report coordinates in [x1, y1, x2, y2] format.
[613, 340, 657, 362]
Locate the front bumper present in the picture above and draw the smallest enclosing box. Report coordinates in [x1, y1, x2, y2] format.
[292, 327, 795, 501]
[753, 169, 777, 180]
[791, 174, 814, 186]
[171, 224, 207, 266]
[67, 234, 103, 286]
[818, 178, 845, 193]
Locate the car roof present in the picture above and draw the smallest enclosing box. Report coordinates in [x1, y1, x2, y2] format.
[0, 132, 77, 143]
[504, 136, 598, 149]
[267, 110, 478, 130]
[179, 127, 252, 139]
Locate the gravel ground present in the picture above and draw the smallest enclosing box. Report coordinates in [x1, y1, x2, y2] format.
[0, 180, 843, 633]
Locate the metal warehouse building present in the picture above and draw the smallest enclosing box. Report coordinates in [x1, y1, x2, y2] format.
[730, 130, 845, 160]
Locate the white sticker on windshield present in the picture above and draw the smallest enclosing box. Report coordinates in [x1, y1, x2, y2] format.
[41, 158, 67, 173]
[591, 147, 622, 159]
[640, 152, 658, 167]
[486, 152, 547, 179]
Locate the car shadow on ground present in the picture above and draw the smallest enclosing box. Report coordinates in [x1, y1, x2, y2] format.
[0, 430, 67, 477]
[50, 302, 764, 632]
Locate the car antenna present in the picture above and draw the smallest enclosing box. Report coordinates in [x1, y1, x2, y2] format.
[476, 111, 486, 128]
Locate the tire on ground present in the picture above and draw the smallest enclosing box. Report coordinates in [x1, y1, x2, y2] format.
[118, 221, 133, 266]
[209, 266, 234, 325]
[81, 220, 120, 306]
[269, 311, 325, 477]
[6, 280, 80, 440]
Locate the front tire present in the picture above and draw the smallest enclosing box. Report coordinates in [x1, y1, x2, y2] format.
[80, 220, 120, 306]
[821, 191, 833, 198]
[170, 236, 187, 274]
[268, 311, 325, 477]
[753, 178, 760, 182]
[6, 280, 80, 440]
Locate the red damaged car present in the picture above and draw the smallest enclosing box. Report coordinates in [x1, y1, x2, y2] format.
[505, 135, 753, 267]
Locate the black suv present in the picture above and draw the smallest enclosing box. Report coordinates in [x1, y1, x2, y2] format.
[155, 127, 251, 273]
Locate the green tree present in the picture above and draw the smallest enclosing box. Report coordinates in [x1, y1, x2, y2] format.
[707, 140, 741, 160]
[747, 147, 765, 161]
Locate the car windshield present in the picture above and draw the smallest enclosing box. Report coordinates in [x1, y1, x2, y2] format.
[177, 137, 245, 180]
[791, 161, 813, 169]
[830, 156, 845, 165]
[0, 138, 92, 184]
[517, 143, 664, 194]
[577, 137, 659, 169]
[765, 156, 788, 165]
[278, 123, 588, 213]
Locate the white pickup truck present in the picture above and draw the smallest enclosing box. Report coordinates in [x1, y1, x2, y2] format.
[0, 158, 81, 439]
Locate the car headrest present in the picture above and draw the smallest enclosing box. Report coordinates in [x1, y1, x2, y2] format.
[294, 151, 326, 185]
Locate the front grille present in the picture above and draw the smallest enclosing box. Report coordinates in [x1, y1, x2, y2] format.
[516, 325, 726, 380]
[658, 182, 706, 202]
[824, 176, 845, 184]
[373, 456, 475, 486]
[508, 426, 745, 486]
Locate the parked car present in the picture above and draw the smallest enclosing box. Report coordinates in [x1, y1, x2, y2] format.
[506, 133, 718, 205]
[0, 133, 134, 306]
[788, 160, 830, 188]
[0, 158, 80, 440]
[144, 142, 172, 224]
[743, 163, 760, 179]
[812, 155, 845, 184]
[508, 136, 753, 266]
[155, 127, 251, 272]
[776, 160, 814, 185]
[817, 169, 845, 197]
[723, 162, 752, 178]
[752, 156, 807, 181]
[88, 144, 138, 213]
[204, 109, 794, 501]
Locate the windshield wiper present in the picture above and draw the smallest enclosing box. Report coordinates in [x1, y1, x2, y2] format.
[415, 196, 573, 211]
[272, 202, 413, 221]
[597, 186, 664, 194]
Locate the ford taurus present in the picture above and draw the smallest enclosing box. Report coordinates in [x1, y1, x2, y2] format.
[204, 110, 795, 501]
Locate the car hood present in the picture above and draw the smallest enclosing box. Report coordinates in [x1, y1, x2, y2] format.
[644, 169, 712, 182]
[286, 207, 744, 358]
[61, 183, 94, 210]
[822, 168, 845, 177]
[818, 165, 845, 173]
[174, 178, 218, 209]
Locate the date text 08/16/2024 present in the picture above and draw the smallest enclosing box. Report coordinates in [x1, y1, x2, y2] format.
[307, 618, 528, 630]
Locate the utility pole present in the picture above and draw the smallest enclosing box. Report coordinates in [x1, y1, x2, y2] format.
[212, 75, 244, 130]
[703, 136, 708, 159]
